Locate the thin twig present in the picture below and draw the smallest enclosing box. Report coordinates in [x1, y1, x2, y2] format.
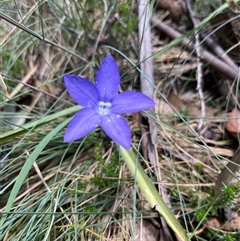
[185, 0, 205, 130]
[201, 33, 238, 70]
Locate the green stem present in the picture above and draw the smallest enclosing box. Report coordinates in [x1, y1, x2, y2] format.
[119, 146, 188, 241]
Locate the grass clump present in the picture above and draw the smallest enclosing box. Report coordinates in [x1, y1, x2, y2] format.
[1, 0, 240, 240]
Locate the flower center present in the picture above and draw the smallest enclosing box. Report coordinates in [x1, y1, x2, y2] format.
[98, 101, 112, 115]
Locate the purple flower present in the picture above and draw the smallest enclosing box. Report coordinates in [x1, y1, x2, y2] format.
[63, 54, 155, 149]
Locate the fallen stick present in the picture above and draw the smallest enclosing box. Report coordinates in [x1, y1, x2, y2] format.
[151, 16, 239, 81]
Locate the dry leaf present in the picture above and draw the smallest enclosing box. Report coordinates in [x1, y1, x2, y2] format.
[226, 0, 240, 14]
[167, 91, 217, 118]
[155, 0, 183, 22]
[225, 109, 240, 137]
[205, 212, 240, 231]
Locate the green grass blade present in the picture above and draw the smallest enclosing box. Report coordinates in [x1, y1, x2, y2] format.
[119, 146, 188, 241]
[0, 119, 69, 230]
[0, 106, 80, 144]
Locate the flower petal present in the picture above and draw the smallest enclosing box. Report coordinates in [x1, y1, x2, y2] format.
[64, 108, 101, 142]
[64, 75, 99, 108]
[101, 113, 131, 149]
[95, 55, 120, 102]
[110, 91, 155, 114]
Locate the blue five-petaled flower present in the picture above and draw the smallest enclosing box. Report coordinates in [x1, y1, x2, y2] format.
[63, 54, 155, 149]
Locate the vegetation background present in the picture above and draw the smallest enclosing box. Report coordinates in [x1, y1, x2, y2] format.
[1, 0, 240, 240]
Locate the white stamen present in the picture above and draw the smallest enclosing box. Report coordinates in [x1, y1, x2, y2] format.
[98, 101, 112, 115]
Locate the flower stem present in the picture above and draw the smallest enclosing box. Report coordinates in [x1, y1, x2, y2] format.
[119, 146, 188, 241]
